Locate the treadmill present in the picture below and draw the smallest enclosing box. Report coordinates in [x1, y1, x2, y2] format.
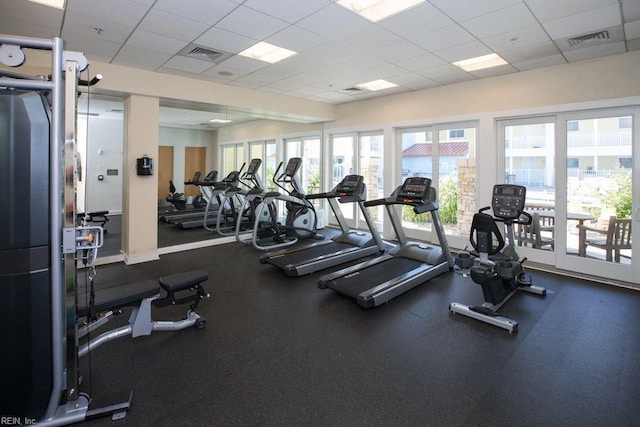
[318, 177, 454, 308]
[174, 168, 242, 229]
[260, 174, 385, 277]
[160, 170, 218, 223]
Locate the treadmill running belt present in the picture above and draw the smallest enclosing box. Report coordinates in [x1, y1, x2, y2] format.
[327, 257, 425, 299]
[266, 241, 354, 269]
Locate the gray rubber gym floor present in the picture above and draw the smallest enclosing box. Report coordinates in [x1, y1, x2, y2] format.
[81, 238, 640, 426]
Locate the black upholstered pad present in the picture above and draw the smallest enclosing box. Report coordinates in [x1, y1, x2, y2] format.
[159, 270, 208, 292]
[77, 280, 160, 317]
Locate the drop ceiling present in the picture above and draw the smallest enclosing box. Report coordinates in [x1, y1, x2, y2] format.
[2, 0, 640, 128]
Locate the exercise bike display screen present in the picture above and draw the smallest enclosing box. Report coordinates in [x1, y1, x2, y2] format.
[397, 177, 431, 201]
[492, 184, 526, 219]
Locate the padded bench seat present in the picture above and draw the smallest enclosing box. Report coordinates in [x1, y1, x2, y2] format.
[159, 270, 208, 293]
[78, 280, 160, 318]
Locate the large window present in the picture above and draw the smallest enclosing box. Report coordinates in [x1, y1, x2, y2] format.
[285, 136, 321, 195]
[329, 132, 383, 230]
[399, 124, 473, 237]
[500, 109, 637, 285]
[221, 143, 244, 177]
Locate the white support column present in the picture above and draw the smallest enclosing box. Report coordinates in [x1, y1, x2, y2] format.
[123, 95, 159, 264]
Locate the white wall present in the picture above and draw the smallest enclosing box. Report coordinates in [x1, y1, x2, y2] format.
[80, 116, 124, 214]
[158, 127, 217, 193]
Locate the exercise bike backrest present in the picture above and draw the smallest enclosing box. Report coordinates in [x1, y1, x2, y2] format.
[470, 184, 532, 256]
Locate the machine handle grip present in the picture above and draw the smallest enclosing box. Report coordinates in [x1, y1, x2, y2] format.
[518, 211, 533, 225]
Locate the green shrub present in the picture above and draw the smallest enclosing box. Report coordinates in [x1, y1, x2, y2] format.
[438, 176, 458, 225]
[401, 176, 459, 225]
[601, 168, 632, 218]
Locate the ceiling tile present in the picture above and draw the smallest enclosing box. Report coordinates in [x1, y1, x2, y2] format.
[371, 40, 428, 63]
[460, 3, 539, 39]
[125, 30, 187, 55]
[0, 16, 59, 39]
[63, 11, 134, 44]
[542, 4, 622, 39]
[434, 40, 493, 62]
[337, 54, 388, 72]
[216, 55, 268, 73]
[265, 25, 328, 53]
[152, 0, 240, 25]
[482, 24, 551, 53]
[138, 9, 210, 42]
[563, 40, 626, 61]
[380, 2, 455, 40]
[215, 6, 289, 41]
[468, 63, 518, 78]
[242, 0, 332, 24]
[198, 64, 251, 81]
[512, 54, 567, 71]
[412, 25, 476, 52]
[337, 24, 403, 52]
[623, 0, 640, 22]
[112, 45, 173, 70]
[162, 56, 215, 74]
[430, 0, 521, 22]
[60, 32, 122, 59]
[2, 0, 64, 27]
[525, 0, 620, 23]
[66, 0, 151, 27]
[396, 52, 448, 71]
[194, 27, 257, 54]
[418, 63, 472, 81]
[499, 41, 560, 63]
[296, 3, 370, 40]
[624, 20, 640, 39]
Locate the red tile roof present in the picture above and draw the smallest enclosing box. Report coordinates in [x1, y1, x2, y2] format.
[402, 141, 468, 157]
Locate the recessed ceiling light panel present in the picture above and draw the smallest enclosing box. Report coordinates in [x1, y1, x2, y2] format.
[452, 53, 508, 72]
[238, 42, 296, 64]
[28, 0, 66, 9]
[335, 0, 426, 22]
[356, 79, 398, 91]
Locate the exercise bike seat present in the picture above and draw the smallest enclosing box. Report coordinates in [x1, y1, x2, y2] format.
[77, 280, 160, 318]
[158, 270, 208, 293]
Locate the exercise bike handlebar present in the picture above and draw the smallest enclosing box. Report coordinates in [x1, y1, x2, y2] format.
[479, 206, 532, 226]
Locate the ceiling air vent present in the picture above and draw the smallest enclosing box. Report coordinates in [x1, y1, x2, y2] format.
[177, 44, 232, 64]
[567, 30, 610, 48]
[342, 87, 363, 93]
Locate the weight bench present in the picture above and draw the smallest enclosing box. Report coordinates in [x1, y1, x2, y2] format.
[78, 270, 209, 357]
[79, 210, 110, 233]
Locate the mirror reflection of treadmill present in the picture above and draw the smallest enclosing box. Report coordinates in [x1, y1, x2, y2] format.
[317, 177, 454, 308]
[259, 174, 386, 277]
[173, 169, 241, 229]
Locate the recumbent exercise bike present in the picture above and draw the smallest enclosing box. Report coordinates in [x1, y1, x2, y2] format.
[449, 184, 546, 333]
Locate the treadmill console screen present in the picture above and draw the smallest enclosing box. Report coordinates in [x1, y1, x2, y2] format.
[397, 177, 431, 201]
[284, 158, 302, 176]
[492, 184, 526, 219]
[246, 158, 261, 174]
[336, 175, 364, 195]
[222, 171, 240, 183]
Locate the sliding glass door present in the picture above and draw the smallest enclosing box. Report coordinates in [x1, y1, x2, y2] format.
[500, 108, 638, 284]
[557, 110, 636, 283]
